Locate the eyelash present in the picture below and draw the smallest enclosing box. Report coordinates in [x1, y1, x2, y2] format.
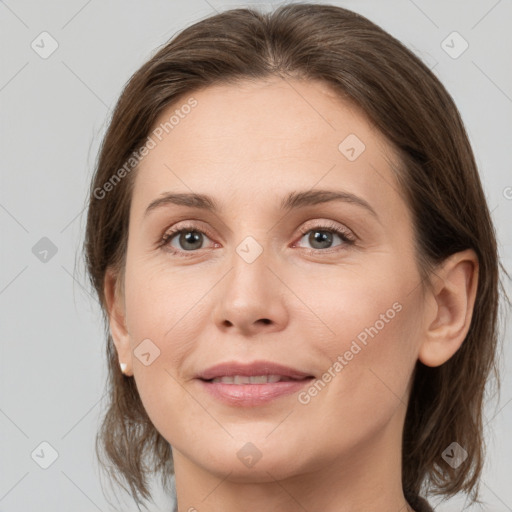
[159, 221, 356, 258]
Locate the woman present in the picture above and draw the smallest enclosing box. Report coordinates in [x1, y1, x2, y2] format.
[84, 4, 505, 511]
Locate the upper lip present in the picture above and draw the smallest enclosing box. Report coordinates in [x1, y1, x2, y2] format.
[197, 360, 313, 380]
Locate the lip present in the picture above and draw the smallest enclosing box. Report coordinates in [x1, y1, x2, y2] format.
[196, 360, 313, 381]
[195, 360, 314, 407]
[198, 379, 313, 406]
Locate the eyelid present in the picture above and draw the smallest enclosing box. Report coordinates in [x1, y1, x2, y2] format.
[295, 219, 356, 240]
[160, 220, 217, 247]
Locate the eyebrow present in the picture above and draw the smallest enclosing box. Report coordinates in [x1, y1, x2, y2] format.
[144, 189, 378, 218]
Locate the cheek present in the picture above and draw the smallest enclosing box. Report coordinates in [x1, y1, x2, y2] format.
[306, 264, 421, 399]
[123, 256, 202, 342]
[122, 264, 197, 436]
[297, 286, 420, 456]
[122, 260, 214, 403]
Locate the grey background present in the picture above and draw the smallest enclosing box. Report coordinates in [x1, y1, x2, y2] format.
[1, 0, 511, 511]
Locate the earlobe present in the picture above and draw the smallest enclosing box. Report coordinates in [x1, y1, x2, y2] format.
[418, 249, 479, 367]
[104, 267, 133, 376]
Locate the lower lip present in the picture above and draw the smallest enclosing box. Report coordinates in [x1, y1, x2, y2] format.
[197, 378, 314, 407]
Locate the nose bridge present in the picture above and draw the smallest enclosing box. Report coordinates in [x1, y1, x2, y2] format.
[211, 230, 288, 333]
[228, 232, 271, 293]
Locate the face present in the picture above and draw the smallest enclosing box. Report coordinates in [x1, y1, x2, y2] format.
[109, 77, 428, 482]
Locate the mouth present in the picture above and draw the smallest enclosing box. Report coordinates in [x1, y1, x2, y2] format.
[196, 360, 314, 382]
[195, 361, 315, 406]
[201, 374, 313, 384]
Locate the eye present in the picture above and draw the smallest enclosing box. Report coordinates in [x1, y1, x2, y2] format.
[160, 223, 216, 257]
[159, 220, 356, 258]
[295, 221, 355, 252]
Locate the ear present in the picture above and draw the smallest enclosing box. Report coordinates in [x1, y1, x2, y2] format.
[104, 267, 133, 376]
[418, 249, 479, 367]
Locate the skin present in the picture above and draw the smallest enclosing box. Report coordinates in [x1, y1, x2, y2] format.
[104, 77, 478, 512]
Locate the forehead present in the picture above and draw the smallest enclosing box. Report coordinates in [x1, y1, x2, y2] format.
[131, 77, 406, 222]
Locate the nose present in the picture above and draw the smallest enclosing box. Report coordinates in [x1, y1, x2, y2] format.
[211, 239, 289, 337]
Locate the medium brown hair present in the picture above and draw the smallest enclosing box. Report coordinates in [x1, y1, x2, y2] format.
[84, 2, 507, 509]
